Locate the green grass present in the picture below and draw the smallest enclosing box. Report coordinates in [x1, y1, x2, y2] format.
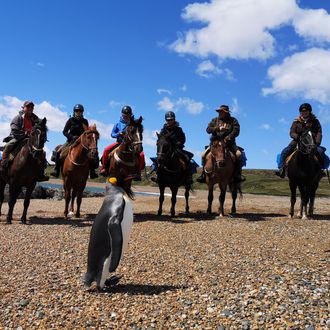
[46, 166, 330, 197]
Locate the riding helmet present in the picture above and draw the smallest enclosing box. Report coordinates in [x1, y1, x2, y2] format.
[299, 103, 312, 113]
[121, 105, 133, 116]
[216, 105, 230, 113]
[73, 104, 84, 112]
[165, 111, 175, 121]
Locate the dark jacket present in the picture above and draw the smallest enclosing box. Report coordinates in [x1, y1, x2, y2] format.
[63, 116, 89, 142]
[206, 115, 240, 146]
[290, 114, 322, 145]
[160, 122, 186, 149]
[9, 110, 40, 140]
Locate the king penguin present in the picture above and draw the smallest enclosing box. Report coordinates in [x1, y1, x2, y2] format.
[84, 178, 133, 290]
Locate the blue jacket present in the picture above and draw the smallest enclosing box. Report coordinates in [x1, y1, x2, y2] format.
[111, 117, 128, 142]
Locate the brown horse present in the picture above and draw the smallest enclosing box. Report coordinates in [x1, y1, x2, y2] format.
[205, 138, 241, 217]
[0, 118, 48, 224]
[61, 124, 99, 219]
[107, 116, 143, 195]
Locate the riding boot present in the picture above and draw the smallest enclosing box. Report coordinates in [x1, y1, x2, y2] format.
[233, 165, 246, 183]
[90, 169, 98, 179]
[196, 168, 206, 183]
[37, 169, 49, 182]
[275, 167, 286, 178]
[50, 158, 60, 178]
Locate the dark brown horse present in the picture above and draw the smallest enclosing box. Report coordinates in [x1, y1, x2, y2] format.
[62, 124, 99, 219]
[205, 138, 241, 217]
[0, 118, 48, 224]
[107, 116, 143, 195]
[155, 132, 191, 217]
[287, 130, 321, 219]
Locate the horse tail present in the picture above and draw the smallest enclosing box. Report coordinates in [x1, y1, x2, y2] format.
[230, 182, 243, 200]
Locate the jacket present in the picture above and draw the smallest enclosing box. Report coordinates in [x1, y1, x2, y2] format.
[9, 110, 40, 140]
[290, 114, 322, 145]
[63, 116, 89, 142]
[206, 115, 240, 145]
[111, 117, 128, 143]
[160, 122, 186, 149]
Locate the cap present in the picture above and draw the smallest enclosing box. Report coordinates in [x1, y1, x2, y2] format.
[216, 105, 229, 113]
[22, 100, 34, 108]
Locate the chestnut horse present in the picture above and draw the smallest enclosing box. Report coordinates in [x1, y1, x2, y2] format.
[107, 116, 143, 196]
[0, 118, 48, 224]
[287, 130, 321, 219]
[205, 138, 241, 217]
[62, 124, 99, 219]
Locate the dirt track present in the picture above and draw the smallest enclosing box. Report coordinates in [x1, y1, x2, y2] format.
[0, 184, 329, 329]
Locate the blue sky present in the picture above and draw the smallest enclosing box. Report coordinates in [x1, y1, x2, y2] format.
[1, 0, 330, 169]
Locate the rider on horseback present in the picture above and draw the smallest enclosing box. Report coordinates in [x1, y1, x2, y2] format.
[100, 105, 144, 180]
[196, 104, 245, 184]
[0, 100, 49, 182]
[50, 104, 98, 179]
[151, 111, 194, 184]
[275, 103, 327, 178]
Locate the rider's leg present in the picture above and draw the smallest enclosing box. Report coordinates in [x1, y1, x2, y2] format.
[316, 146, 327, 178]
[196, 146, 210, 183]
[1, 139, 17, 168]
[100, 143, 119, 176]
[37, 152, 49, 182]
[133, 151, 145, 181]
[275, 141, 296, 178]
[233, 148, 246, 183]
[50, 151, 61, 177]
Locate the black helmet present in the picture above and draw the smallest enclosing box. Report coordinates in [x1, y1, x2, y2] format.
[299, 103, 312, 113]
[165, 111, 175, 121]
[122, 105, 133, 116]
[73, 104, 84, 112]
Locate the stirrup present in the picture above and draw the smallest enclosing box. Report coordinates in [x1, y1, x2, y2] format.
[275, 168, 285, 178]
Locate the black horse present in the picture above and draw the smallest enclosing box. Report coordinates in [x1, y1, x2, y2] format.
[155, 133, 191, 217]
[287, 130, 321, 219]
[0, 118, 48, 224]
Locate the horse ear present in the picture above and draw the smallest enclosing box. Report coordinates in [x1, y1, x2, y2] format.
[156, 132, 160, 138]
[41, 117, 47, 125]
[138, 116, 143, 124]
[83, 124, 88, 131]
[91, 123, 96, 130]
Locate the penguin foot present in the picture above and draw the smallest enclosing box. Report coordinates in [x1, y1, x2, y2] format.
[104, 274, 122, 287]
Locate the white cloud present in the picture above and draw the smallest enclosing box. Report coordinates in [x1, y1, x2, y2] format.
[196, 60, 222, 78]
[88, 119, 113, 140]
[171, 0, 297, 61]
[171, 0, 330, 63]
[143, 129, 158, 147]
[157, 96, 174, 112]
[317, 108, 330, 124]
[293, 8, 330, 43]
[157, 88, 172, 95]
[278, 117, 288, 125]
[260, 123, 272, 130]
[108, 100, 122, 108]
[180, 84, 187, 92]
[177, 97, 204, 114]
[231, 97, 239, 114]
[262, 48, 330, 104]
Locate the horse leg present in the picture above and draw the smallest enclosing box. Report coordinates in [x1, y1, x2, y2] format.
[218, 185, 226, 217]
[157, 185, 165, 216]
[70, 189, 77, 216]
[20, 185, 35, 224]
[75, 190, 83, 218]
[170, 186, 178, 217]
[289, 181, 297, 218]
[184, 186, 190, 214]
[207, 184, 214, 214]
[0, 180, 6, 216]
[308, 185, 317, 218]
[298, 185, 308, 219]
[231, 184, 238, 215]
[64, 187, 71, 220]
[7, 186, 21, 224]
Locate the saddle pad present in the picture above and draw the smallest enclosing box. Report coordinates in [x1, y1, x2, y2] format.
[9, 139, 28, 161]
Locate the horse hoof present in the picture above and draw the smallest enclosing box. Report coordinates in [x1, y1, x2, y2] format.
[68, 211, 74, 218]
[5, 221, 12, 225]
[157, 211, 162, 216]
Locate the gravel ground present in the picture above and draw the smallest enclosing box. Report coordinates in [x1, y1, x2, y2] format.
[0, 184, 329, 329]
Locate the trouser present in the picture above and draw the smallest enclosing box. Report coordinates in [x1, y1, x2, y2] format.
[278, 141, 297, 169]
[2, 138, 18, 163]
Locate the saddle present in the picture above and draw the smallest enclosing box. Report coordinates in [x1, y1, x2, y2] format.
[285, 149, 319, 167]
[3, 138, 28, 165]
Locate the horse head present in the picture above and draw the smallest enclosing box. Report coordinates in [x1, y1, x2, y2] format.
[210, 136, 227, 168]
[298, 130, 316, 156]
[80, 124, 99, 160]
[156, 132, 173, 169]
[124, 115, 143, 154]
[30, 117, 47, 159]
